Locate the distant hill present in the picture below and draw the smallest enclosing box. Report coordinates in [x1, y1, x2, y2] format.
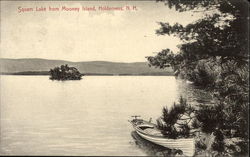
[0, 58, 173, 75]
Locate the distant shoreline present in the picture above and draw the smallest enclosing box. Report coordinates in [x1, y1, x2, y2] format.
[0, 58, 174, 76]
[0, 71, 174, 76]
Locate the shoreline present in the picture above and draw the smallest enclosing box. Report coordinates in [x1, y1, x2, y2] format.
[0, 72, 174, 76]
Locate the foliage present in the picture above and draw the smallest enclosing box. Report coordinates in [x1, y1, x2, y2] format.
[194, 103, 224, 134]
[154, 0, 249, 62]
[212, 130, 225, 152]
[49, 64, 82, 80]
[157, 97, 195, 139]
[149, 0, 249, 155]
[195, 139, 207, 150]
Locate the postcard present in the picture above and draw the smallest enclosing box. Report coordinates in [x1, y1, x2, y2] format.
[0, 0, 249, 156]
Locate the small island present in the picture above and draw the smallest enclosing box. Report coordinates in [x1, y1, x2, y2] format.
[49, 64, 82, 80]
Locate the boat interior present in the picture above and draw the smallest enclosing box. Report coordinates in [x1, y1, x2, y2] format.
[138, 125, 163, 136]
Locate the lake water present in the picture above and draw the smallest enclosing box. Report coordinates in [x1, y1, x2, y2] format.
[0, 76, 213, 155]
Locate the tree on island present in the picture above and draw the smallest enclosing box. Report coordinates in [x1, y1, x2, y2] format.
[49, 64, 82, 80]
[148, 0, 248, 156]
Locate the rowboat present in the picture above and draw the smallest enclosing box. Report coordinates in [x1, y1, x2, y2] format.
[129, 116, 195, 156]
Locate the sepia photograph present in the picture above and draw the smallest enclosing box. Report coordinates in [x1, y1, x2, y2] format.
[0, 0, 249, 156]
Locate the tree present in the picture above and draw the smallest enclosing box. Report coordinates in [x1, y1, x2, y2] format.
[49, 64, 82, 80]
[157, 97, 195, 139]
[148, 0, 249, 155]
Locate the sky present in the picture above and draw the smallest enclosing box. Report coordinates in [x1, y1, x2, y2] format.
[0, 1, 203, 62]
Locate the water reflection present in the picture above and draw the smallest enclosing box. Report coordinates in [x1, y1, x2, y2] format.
[176, 79, 216, 106]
